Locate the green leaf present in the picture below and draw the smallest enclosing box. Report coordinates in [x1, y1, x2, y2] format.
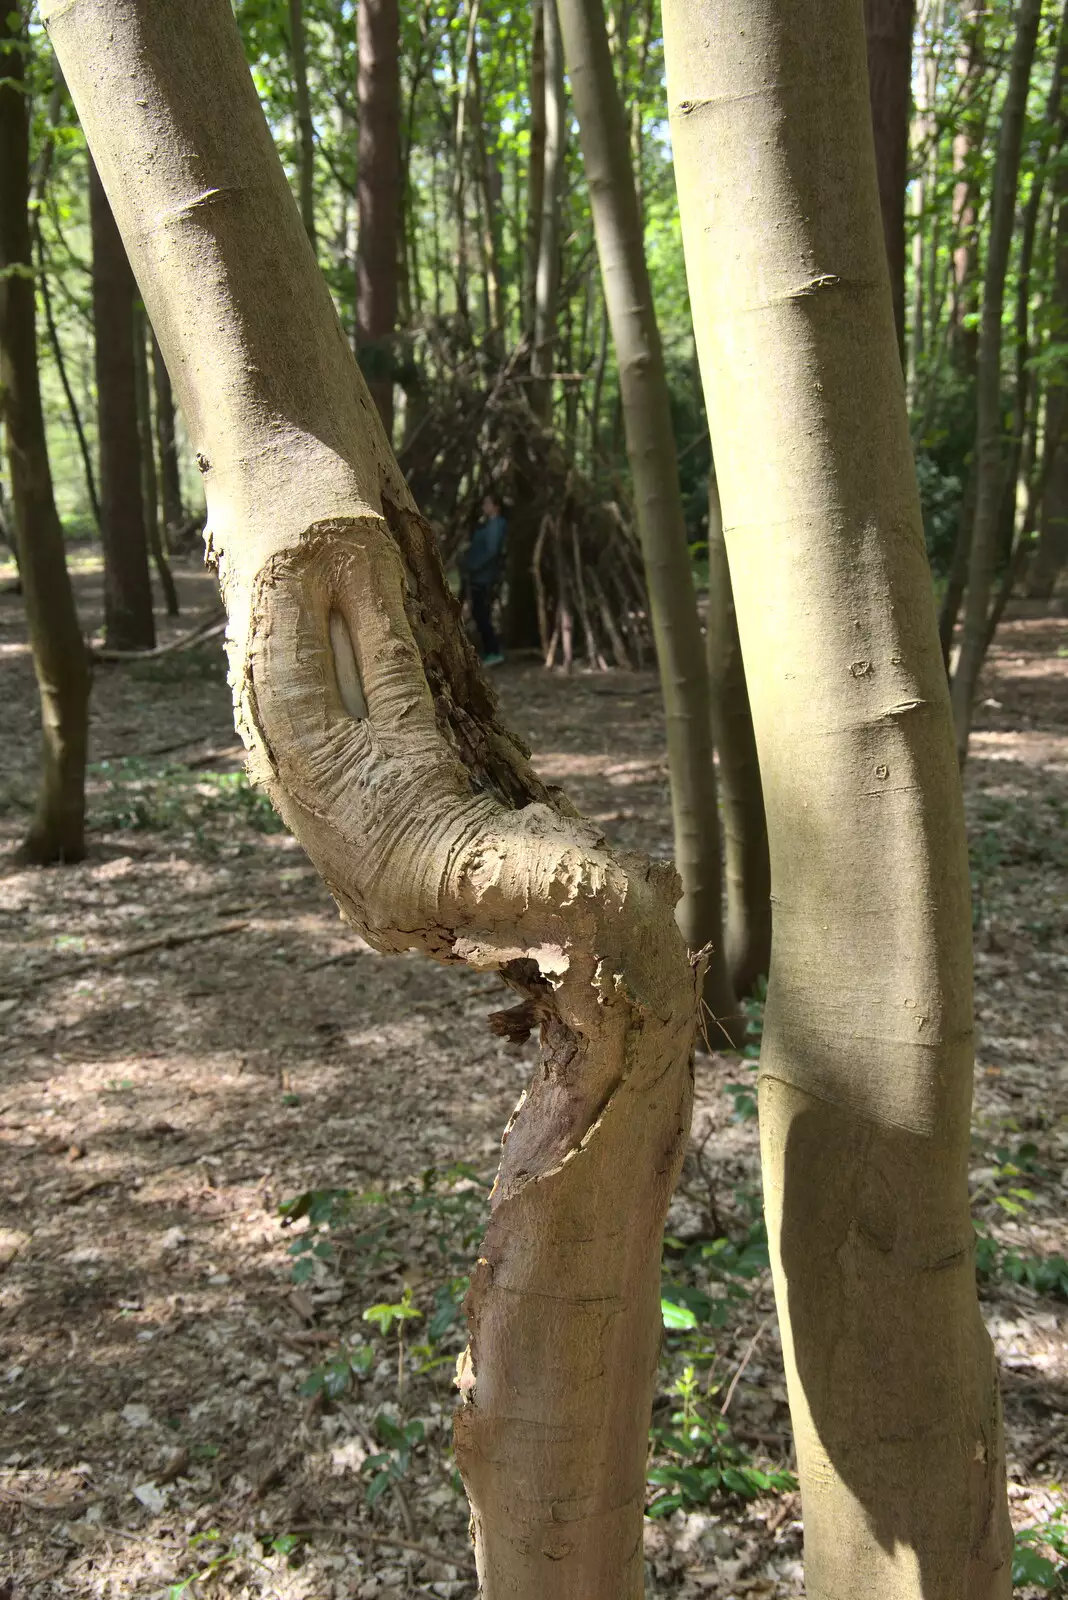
[365, 1470, 392, 1506]
[661, 1297, 698, 1330]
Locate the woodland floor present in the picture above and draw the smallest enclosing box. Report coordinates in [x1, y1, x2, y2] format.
[0, 555, 1066, 1599]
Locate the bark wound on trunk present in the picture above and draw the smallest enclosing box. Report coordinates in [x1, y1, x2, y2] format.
[43, 2, 699, 1592]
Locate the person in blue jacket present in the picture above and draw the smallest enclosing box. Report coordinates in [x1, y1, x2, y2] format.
[460, 491, 507, 665]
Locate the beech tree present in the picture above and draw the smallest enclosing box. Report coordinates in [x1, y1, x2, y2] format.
[89, 158, 156, 652]
[42, 1, 698, 1593]
[0, 6, 89, 863]
[356, 0, 401, 434]
[664, 0, 1011, 1592]
[556, 0, 742, 1046]
[951, 0, 1043, 760]
[863, 0, 915, 357]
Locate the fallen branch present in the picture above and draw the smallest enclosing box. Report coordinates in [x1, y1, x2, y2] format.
[291, 1521, 459, 1568]
[91, 611, 225, 663]
[1, 918, 249, 1000]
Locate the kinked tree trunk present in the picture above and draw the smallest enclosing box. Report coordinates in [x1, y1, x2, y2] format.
[356, 0, 401, 436]
[950, 0, 1043, 761]
[0, 6, 90, 864]
[530, 0, 566, 423]
[863, 0, 915, 361]
[151, 329, 184, 547]
[43, 2, 699, 1595]
[133, 304, 179, 615]
[665, 0, 1012, 1594]
[89, 157, 155, 652]
[557, 0, 742, 1047]
[707, 478, 771, 999]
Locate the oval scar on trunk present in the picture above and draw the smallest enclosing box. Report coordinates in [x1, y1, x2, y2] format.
[329, 608, 368, 719]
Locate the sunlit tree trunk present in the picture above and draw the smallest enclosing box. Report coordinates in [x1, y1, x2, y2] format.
[89, 157, 155, 651]
[0, 6, 90, 863]
[134, 303, 179, 616]
[43, 3, 700, 1595]
[524, 0, 547, 330]
[151, 329, 184, 548]
[530, 0, 565, 422]
[665, 0, 1012, 1593]
[557, 0, 742, 1046]
[356, 0, 401, 436]
[289, 0, 316, 251]
[1029, 173, 1068, 600]
[863, 0, 915, 359]
[707, 477, 771, 999]
[951, 0, 1043, 761]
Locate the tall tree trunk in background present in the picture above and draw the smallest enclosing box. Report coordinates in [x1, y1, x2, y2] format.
[89, 158, 155, 652]
[356, 0, 401, 436]
[0, 7, 90, 863]
[452, 2, 480, 325]
[950, 2, 987, 376]
[706, 477, 771, 999]
[557, 0, 742, 1047]
[469, 45, 505, 341]
[1029, 177, 1068, 599]
[951, 0, 1043, 762]
[530, 0, 566, 422]
[665, 0, 1012, 1592]
[151, 329, 184, 546]
[863, 0, 915, 360]
[524, 0, 547, 331]
[44, 4, 699, 1596]
[133, 304, 179, 616]
[289, 0, 316, 251]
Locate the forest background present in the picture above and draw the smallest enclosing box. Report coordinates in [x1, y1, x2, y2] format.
[1, 0, 1067, 1596]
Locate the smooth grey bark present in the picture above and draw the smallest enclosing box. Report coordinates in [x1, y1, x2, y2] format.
[706, 478, 771, 999]
[557, 0, 743, 1047]
[863, 0, 915, 359]
[665, 0, 1011, 1592]
[151, 329, 183, 546]
[89, 157, 156, 652]
[289, 0, 316, 250]
[950, 0, 1043, 760]
[530, 0, 566, 422]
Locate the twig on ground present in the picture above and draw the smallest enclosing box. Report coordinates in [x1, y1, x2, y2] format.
[290, 1523, 460, 1567]
[1, 919, 249, 1000]
[91, 612, 225, 663]
[721, 1316, 771, 1416]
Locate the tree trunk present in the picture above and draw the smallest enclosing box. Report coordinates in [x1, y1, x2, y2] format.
[89, 157, 155, 652]
[665, 0, 1012, 1593]
[151, 330, 184, 548]
[134, 304, 179, 616]
[706, 477, 771, 999]
[863, 0, 915, 361]
[0, 7, 90, 863]
[452, 2, 480, 326]
[950, 0, 1043, 761]
[557, 0, 742, 1048]
[524, 0, 547, 331]
[1029, 178, 1068, 600]
[530, 0, 566, 422]
[289, 0, 316, 251]
[356, 0, 401, 436]
[950, 3, 987, 378]
[42, 3, 700, 1596]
